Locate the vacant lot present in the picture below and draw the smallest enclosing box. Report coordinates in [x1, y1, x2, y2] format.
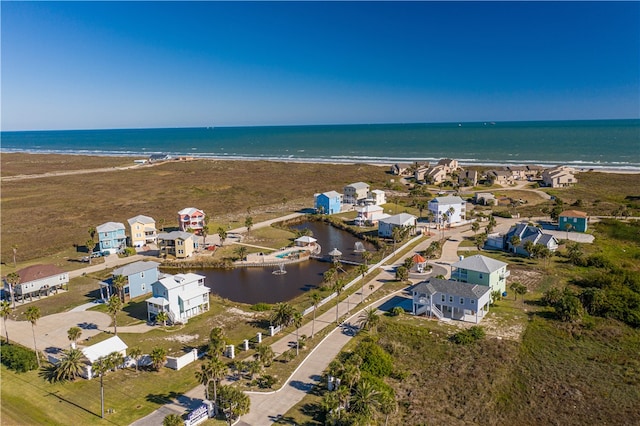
[1, 153, 389, 264]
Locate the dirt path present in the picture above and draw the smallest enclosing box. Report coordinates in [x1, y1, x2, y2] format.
[0, 162, 162, 182]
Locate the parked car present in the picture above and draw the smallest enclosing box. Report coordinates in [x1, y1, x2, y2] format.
[80, 256, 90, 262]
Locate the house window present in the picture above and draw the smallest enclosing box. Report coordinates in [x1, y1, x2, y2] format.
[441, 294, 445, 302]
[449, 296, 453, 303]
[471, 300, 475, 304]
[479, 273, 483, 279]
[573, 218, 577, 223]
[178, 250, 184, 254]
[141, 283, 145, 291]
[460, 297, 464, 304]
[140, 271, 145, 278]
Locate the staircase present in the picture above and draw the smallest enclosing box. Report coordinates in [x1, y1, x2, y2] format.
[430, 304, 444, 319]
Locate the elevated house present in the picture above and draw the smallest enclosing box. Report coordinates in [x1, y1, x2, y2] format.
[504, 224, 559, 255]
[355, 204, 387, 226]
[343, 182, 370, 205]
[542, 166, 578, 188]
[559, 210, 589, 232]
[367, 189, 386, 206]
[378, 213, 417, 238]
[314, 191, 342, 215]
[458, 169, 478, 187]
[428, 196, 466, 227]
[411, 277, 491, 323]
[146, 273, 210, 324]
[451, 254, 509, 296]
[127, 215, 157, 248]
[158, 231, 198, 258]
[3, 265, 69, 303]
[97, 222, 127, 254]
[178, 207, 206, 234]
[100, 260, 160, 301]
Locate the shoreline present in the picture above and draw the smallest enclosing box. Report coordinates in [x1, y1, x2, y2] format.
[2, 150, 640, 175]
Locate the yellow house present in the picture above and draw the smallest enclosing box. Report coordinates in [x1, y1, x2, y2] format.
[127, 215, 157, 248]
[157, 231, 197, 258]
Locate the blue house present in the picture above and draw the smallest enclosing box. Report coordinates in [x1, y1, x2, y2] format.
[314, 191, 342, 215]
[97, 222, 127, 254]
[100, 260, 160, 301]
[558, 210, 589, 233]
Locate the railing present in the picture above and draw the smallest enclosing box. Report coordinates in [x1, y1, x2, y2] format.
[430, 304, 444, 319]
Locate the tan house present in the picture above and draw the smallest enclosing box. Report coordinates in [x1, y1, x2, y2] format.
[158, 231, 197, 258]
[343, 182, 370, 205]
[437, 158, 460, 174]
[127, 215, 157, 248]
[425, 165, 448, 184]
[542, 166, 578, 188]
[487, 170, 515, 186]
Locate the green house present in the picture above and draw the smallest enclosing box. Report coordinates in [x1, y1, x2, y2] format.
[558, 210, 589, 233]
[451, 254, 509, 295]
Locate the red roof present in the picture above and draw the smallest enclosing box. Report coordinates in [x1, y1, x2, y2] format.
[14, 264, 66, 284]
[412, 254, 427, 264]
[559, 210, 588, 218]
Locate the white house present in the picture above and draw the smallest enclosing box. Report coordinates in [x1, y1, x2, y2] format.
[378, 213, 417, 238]
[428, 196, 466, 227]
[146, 273, 210, 324]
[343, 182, 370, 205]
[367, 189, 386, 206]
[81, 336, 128, 379]
[411, 277, 491, 324]
[3, 264, 69, 303]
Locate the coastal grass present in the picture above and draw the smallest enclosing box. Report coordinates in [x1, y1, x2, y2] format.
[0, 153, 131, 177]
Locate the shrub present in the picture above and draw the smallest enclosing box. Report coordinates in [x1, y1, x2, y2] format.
[250, 303, 272, 312]
[492, 211, 512, 218]
[389, 306, 404, 317]
[0, 342, 38, 372]
[353, 341, 393, 377]
[450, 326, 486, 345]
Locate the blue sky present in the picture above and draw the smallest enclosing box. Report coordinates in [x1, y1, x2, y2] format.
[2, 1, 639, 130]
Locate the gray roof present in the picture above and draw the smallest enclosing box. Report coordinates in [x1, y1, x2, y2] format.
[346, 182, 370, 190]
[320, 190, 342, 198]
[113, 261, 160, 277]
[157, 231, 196, 241]
[379, 213, 416, 226]
[97, 222, 125, 233]
[431, 196, 465, 205]
[452, 254, 507, 274]
[127, 215, 155, 226]
[412, 277, 490, 300]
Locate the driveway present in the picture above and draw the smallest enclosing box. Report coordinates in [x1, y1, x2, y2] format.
[3, 310, 112, 356]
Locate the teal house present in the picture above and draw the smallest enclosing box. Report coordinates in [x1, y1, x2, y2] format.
[451, 254, 509, 296]
[559, 210, 589, 233]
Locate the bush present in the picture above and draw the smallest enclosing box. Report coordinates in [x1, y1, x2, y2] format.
[492, 211, 512, 218]
[450, 326, 486, 345]
[353, 341, 393, 377]
[389, 306, 404, 317]
[0, 342, 38, 372]
[250, 303, 272, 312]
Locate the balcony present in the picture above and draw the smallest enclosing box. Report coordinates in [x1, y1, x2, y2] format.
[500, 270, 511, 280]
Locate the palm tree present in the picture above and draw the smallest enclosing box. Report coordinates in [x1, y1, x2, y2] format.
[195, 360, 214, 400]
[217, 227, 228, 246]
[150, 347, 167, 371]
[54, 348, 84, 382]
[88, 226, 97, 242]
[208, 358, 227, 409]
[24, 306, 41, 367]
[209, 327, 227, 359]
[292, 310, 303, 356]
[67, 326, 82, 348]
[332, 279, 346, 324]
[357, 264, 368, 304]
[128, 346, 142, 371]
[1, 300, 12, 343]
[361, 250, 373, 266]
[471, 221, 480, 235]
[255, 343, 274, 368]
[322, 267, 336, 289]
[244, 216, 253, 233]
[95, 353, 117, 418]
[391, 226, 402, 252]
[156, 311, 169, 327]
[86, 239, 96, 265]
[5, 272, 20, 308]
[163, 414, 183, 426]
[112, 274, 127, 302]
[309, 292, 322, 338]
[234, 245, 248, 261]
[270, 302, 294, 330]
[379, 389, 398, 426]
[350, 380, 381, 421]
[106, 295, 123, 336]
[11, 245, 18, 268]
[509, 235, 521, 253]
[217, 384, 250, 425]
[358, 307, 380, 334]
[523, 240, 535, 257]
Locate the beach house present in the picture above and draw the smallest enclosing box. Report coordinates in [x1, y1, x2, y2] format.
[378, 213, 417, 238]
[158, 231, 198, 258]
[451, 254, 509, 296]
[127, 215, 157, 248]
[100, 260, 160, 301]
[428, 196, 466, 227]
[542, 166, 578, 188]
[411, 277, 491, 323]
[3, 264, 69, 303]
[146, 273, 210, 324]
[81, 336, 128, 379]
[355, 204, 387, 226]
[96, 222, 127, 254]
[504, 224, 559, 255]
[367, 189, 386, 206]
[343, 182, 370, 205]
[486, 170, 515, 186]
[558, 210, 589, 232]
[314, 191, 342, 215]
[458, 169, 479, 187]
[178, 207, 206, 234]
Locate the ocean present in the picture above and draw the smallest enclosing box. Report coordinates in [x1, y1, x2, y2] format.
[2, 119, 639, 170]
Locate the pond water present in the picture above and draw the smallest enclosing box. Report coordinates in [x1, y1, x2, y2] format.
[178, 221, 376, 304]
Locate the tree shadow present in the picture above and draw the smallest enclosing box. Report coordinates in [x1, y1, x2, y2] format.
[77, 322, 98, 330]
[288, 380, 314, 392]
[248, 318, 271, 330]
[122, 300, 149, 321]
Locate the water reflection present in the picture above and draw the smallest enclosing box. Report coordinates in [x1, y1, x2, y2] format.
[180, 221, 376, 304]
